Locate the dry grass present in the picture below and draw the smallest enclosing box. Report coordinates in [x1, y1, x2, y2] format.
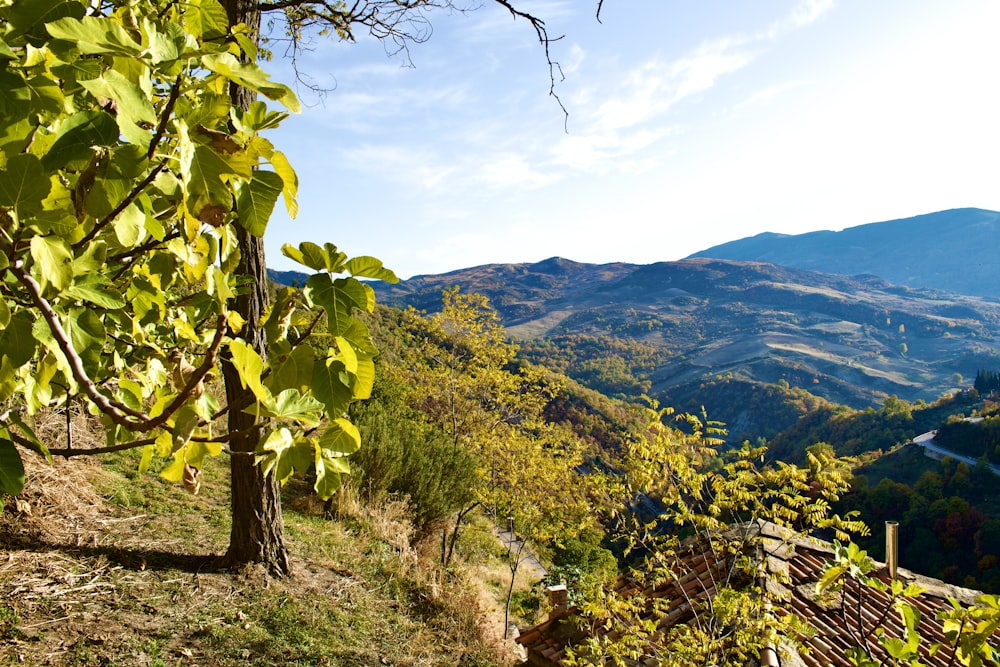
[0, 430, 524, 666]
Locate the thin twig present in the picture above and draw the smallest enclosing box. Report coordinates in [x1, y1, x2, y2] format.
[148, 74, 183, 160]
[10, 260, 146, 427]
[9, 260, 229, 434]
[73, 159, 167, 250]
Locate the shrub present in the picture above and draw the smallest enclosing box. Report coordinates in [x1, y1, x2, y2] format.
[350, 398, 477, 534]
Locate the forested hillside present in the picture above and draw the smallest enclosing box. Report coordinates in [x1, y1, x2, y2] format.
[357, 294, 1000, 596]
[361, 256, 1000, 420]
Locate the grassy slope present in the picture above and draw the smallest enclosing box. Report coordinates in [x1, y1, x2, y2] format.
[0, 444, 524, 667]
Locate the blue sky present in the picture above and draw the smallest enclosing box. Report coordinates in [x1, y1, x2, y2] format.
[263, 0, 1000, 279]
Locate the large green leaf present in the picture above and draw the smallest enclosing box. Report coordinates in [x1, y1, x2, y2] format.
[255, 428, 311, 484]
[79, 70, 156, 145]
[170, 404, 201, 453]
[270, 150, 298, 217]
[138, 444, 154, 474]
[331, 336, 358, 374]
[7, 0, 83, 40]
[112, 203, 145, 248]
[187, 144, 250, 208]
[50, 58, 102, 89]
[30, 235, 74, 292]
[144, 18, 186, 65]
[344, 256, 399, 283]
[24, 74, 64, 116]
[341, 318, 379, 357]
[41, 110, 119, 170]
[227, 339, 272, 404]
[67, 307, 105, 353]
[318, 418, 361, 456]
[311, 358, 352, 417]
[201, 53, 300, 113]
[266, 344, 315, 395]
[304, 273, 356, 336]
[263, 286, 295, 344]
[314, 446, 351, 500]
[281, 241, 347, 273]
[313, 420, 359, 498]
[45, 16, 142, 57]
[236, 170, 283, 236]
[0, 312, 37, 368]
[336, 277, 375, 312]
[0, 438, 25, 496]
[183, 0, 229, 41]
[0, 153, 51, 217]
[352, 355, 376, 400]
[246, 388, 323, 426]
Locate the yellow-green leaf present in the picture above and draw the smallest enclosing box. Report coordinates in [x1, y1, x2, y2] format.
[236, 170, 283, 236]
[227, 339, 272, 404]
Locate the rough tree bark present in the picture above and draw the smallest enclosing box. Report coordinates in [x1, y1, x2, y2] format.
[219, 0, 290, 576]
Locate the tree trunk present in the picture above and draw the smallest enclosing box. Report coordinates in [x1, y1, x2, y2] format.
[218, 0, 290, 576]
[219, 228, 290, 575]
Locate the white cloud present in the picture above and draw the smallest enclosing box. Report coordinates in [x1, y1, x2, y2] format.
[341, 144, 459, 191]
[668, 42, 756, 105]
[563, 43, 586, 75]
[730, 80, 806, 113]
[765, 0, 835, 38]
[478, 155, 561, 188]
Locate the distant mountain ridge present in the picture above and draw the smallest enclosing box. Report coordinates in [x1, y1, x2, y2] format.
[269, 209, 1000, 438]
[687, 208, 1000, 298]
[371, 255, 1000, 411]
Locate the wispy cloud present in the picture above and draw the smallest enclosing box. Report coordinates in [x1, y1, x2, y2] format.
[541, 0, 832, 173]
[341, 144, 460, 190]
[667, 40, 757, 105]
[311, 0, 834, 202]
[477, 155, 561, 188]
[764, 0, 835, 39]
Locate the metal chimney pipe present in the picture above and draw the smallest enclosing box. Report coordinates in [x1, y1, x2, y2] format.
[886, 520, 899, 580]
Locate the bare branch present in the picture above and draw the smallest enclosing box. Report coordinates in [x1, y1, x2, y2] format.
[259, 0, 572, 123]
[10, 260, 148, 427]
[148, 74, 183, 160]
[490, 0, 568, 126]
[47, 424, 264, 458]
[141, 314, 229, 432]
[9, 259, 228, 434]
[73, 159, 167, 250]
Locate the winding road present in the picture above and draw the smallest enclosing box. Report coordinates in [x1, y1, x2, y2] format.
[910, 422, 1000, 476]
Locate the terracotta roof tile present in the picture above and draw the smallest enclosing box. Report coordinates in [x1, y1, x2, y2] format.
[516, 523, 1000, 666]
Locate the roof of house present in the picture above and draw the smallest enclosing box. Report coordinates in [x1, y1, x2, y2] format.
[516, 522, 999, 666]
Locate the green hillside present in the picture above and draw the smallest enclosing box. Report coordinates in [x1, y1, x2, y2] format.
[370, 256, 1000, 416]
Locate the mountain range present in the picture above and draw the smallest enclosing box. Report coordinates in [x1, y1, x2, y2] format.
[272, 208, 1000, 440]
[688, 208, 1000, 298]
